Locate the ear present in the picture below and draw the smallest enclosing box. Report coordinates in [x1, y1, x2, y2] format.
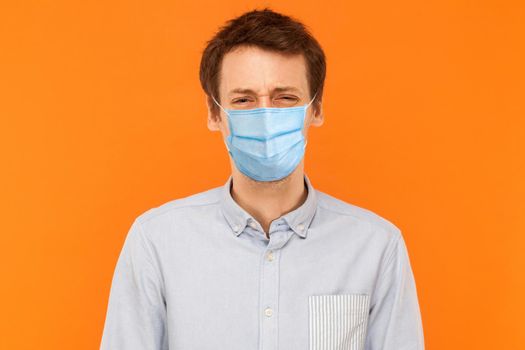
[310, 100, 324, 127]
[206, 95, 222, 131]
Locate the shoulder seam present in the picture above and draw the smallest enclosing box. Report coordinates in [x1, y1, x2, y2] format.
[318, 197, 400, 232]
[137, 198, 221, 225]
[317, 199, 366, 219]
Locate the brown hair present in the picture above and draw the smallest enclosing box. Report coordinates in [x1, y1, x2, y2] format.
[199, 8, 326, 115]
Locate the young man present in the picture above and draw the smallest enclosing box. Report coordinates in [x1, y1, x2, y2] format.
[100, 8, 425, 350]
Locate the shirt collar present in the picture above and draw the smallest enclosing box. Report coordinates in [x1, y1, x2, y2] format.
[220, 173, 318, 238]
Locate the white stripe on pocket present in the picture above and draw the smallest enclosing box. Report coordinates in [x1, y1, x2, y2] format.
[309, 294, 370, 350]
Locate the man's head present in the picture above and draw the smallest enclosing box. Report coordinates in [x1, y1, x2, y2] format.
[199, 8, 326, 182]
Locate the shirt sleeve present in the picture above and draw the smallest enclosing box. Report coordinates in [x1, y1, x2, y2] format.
[99, 218, 168, 350]
[365, 232, 425, 350]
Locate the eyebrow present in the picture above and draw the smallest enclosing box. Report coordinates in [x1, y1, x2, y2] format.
[228, 86, 302, 96]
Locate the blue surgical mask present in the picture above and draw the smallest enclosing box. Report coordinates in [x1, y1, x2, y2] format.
[212, 93, 317, 182]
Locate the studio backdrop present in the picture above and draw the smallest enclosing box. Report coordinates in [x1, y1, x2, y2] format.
[0, 1, 523, 349]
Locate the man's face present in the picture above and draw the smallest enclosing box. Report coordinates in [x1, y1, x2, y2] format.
[208, 45, 323, 139]
[207, 44, 323, 183]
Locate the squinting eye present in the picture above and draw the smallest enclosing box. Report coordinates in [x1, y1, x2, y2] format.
[274, 95, 299, 105]
[232, 97, 252, 104]
[277, 95, 299, 102]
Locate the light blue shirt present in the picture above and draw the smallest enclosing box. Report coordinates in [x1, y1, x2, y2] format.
[100, 173, 425, 349]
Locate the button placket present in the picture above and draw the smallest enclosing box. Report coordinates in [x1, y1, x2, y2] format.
[258, 225, 296, 350]
[259, 234, 287, 350]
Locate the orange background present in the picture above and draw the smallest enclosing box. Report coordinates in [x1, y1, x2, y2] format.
[1, 0, 524, 349]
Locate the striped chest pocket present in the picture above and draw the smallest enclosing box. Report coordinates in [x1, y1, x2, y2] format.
[308, 294, 370, 350]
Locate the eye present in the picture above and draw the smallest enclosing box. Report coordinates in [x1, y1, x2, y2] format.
[274, 95, 299, 106]
[232, 97, 254, 105]
[231, 96, 257, 109]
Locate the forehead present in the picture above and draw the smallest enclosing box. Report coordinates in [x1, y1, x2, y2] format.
[219, 45, 308, 95]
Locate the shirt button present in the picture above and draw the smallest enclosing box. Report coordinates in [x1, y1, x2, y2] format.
[266, 251, 274, 261]
[297, 223, 305, 231]
[264, 307, 273, 317]
[249, 221, 257, 229]
[232, 224, 240, 232]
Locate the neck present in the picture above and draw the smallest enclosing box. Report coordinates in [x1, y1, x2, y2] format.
[230, 164, 308, 238]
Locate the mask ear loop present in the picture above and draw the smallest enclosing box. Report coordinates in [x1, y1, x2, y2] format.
[306, 91, 318, 109]
[210, 95, 233, 152]
[303, 91, 318, 149]
[211, 95, 229, 115]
